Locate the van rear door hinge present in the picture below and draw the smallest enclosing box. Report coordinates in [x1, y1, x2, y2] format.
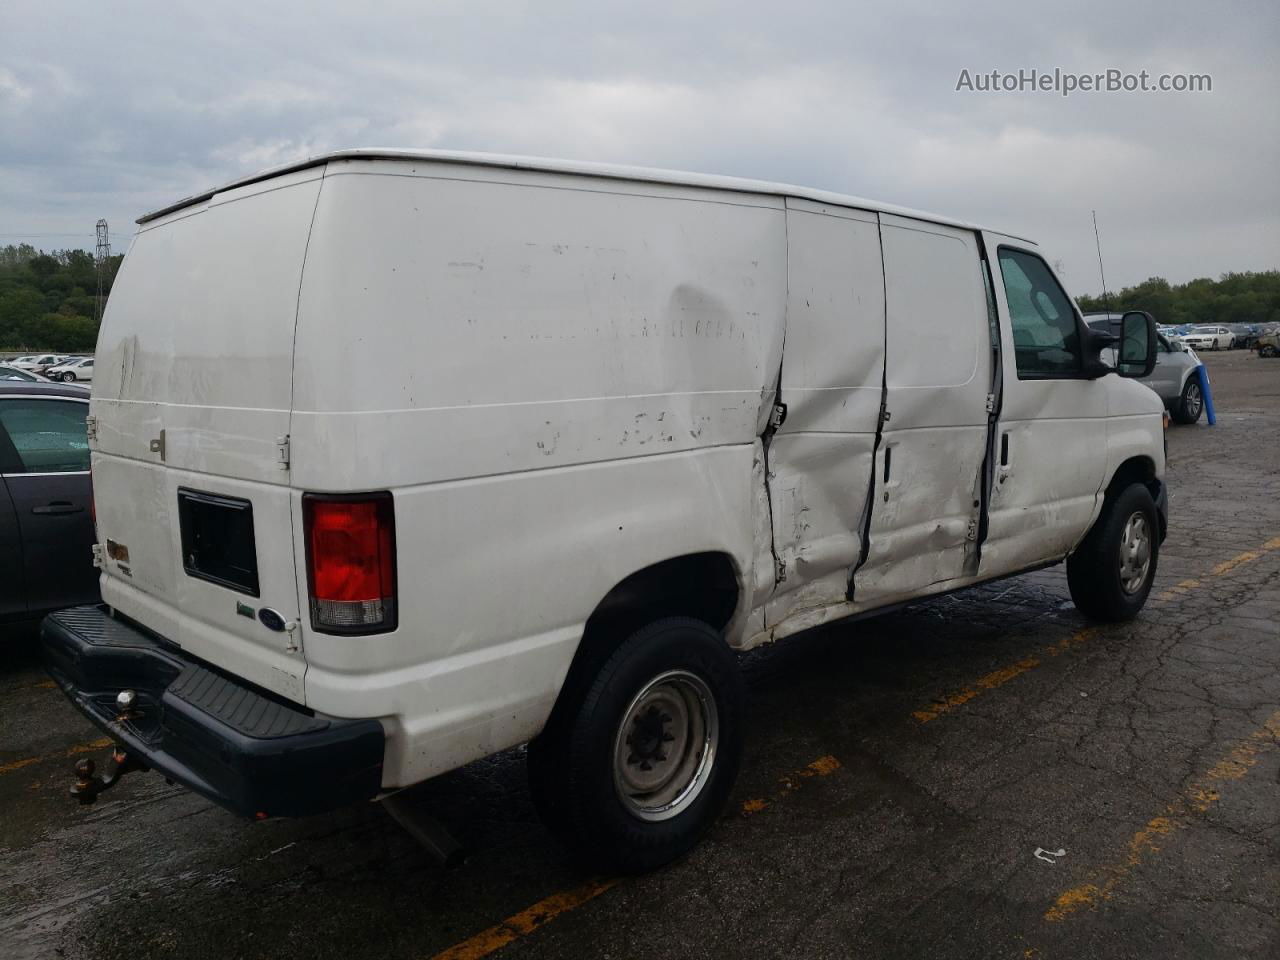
[985, 393, 997, 414]
[879, 400, 891, 425]
[966, 519, 978, 541]
[84, 415, 98, 441]
[91, 543, 105, 568]
[768, 402, 788, 431]
[148, 429, 166, 462]
[275, 435, 290, 470]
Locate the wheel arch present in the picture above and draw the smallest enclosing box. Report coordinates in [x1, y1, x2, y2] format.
[1103, 454, 1165, 540]
[1105, 454, 1157, 499]
[540, 552, 742, 734]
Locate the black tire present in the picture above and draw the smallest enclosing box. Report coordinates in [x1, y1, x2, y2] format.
[1261, 345, 1278, 359]
[1172, 375, 1203, 424]
[1067, 483, 1159, 622]
[527, 616, 743, 873]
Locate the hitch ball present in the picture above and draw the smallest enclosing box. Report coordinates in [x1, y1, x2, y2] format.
[116, 689, 137, 712]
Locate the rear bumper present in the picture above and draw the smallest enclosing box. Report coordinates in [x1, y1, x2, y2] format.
[41, 605, 385, 818]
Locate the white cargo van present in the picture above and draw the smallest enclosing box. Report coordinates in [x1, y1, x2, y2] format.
[44, 150, 1166, 871]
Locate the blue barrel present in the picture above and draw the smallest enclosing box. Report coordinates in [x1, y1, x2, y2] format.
[1195, 363, 1216, 425]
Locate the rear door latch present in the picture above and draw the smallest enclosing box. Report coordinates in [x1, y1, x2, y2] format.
[275, 435, 290, 470]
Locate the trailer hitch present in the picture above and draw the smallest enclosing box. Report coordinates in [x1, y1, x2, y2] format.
[69, 691, 149, 805]
[70, 749, 148, 804]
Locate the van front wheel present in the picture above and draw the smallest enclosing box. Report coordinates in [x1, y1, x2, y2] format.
[527, 617, 743, 873]
[1067, 483, 1159, 622]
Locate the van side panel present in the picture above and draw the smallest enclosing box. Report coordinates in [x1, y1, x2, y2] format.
[291, 162, 786, 786]
[301, 446, 756, 787]
[290, 162, 787, 489]
[764, 200, 885, 626]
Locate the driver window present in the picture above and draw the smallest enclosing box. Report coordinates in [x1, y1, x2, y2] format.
[997, 248, 1083, 378]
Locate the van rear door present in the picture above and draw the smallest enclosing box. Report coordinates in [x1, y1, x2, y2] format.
[90, 168, 324, 703]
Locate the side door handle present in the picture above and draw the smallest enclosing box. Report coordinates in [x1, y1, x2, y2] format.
[32, 501, 84, 515]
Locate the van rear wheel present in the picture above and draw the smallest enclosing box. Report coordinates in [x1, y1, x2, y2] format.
[527, 617, 743, 873]
[1067, 483, 1159, 622]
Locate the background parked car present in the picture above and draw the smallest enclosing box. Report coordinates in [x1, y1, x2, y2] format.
[45, 357, 94, 383]
[0, 382, 99, 627]
[1256, 329, 1280, 358]
[1086, 314, 1204, 423]
[9, 354, 68, 374]
[1224, 323, 1263, 349]
[0, 365, 53, 383]
[1181, 325, 1235, 351]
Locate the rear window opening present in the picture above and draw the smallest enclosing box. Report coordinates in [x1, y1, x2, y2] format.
[177, 489, 261, 597]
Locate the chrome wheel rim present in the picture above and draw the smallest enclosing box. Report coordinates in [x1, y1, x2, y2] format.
[613, 669, 718, 822]
[1119, 511, 1152, 594]
[1185, 382, 1202, 418]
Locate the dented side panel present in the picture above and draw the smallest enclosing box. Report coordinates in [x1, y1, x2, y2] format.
[852, 215, 991, 606]
[291, 161, 787, 491]
[764, 202, 885, 626]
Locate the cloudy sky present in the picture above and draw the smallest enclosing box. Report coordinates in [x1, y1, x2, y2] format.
[2, 0, 1276, 291]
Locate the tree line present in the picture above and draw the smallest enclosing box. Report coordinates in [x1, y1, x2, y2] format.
[1074, 270, 1280, 326]
[0, 244, 123, 352]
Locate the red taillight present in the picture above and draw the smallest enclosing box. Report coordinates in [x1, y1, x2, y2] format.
[303, 493, 397, 634]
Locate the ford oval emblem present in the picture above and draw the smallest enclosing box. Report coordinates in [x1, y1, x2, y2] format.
[258, 607, 286, 632]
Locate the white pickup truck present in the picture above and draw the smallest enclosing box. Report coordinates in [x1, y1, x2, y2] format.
[43, 151, 1166, 871]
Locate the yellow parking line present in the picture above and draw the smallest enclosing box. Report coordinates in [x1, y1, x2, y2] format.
[740, 754, 842, 815]
[430, 879, 620, 960]
[914, 628, 1099, 725]
[1045, 708, 1280, 922]
[913, 657, 1041, 724]
[0, 756, 41, 776]
[0, 737, 113, 777]
[1154, 538, 1280, 602]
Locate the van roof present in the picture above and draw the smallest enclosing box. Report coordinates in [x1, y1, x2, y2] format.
[137, 149, 1030, 241]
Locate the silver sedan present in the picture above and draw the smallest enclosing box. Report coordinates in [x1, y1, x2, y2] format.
[1086, 315, 1204, 424]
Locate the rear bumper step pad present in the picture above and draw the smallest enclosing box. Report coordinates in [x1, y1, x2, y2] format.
[41, 605, 384, 818]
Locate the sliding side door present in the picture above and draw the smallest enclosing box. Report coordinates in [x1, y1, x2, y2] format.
[851, 215, 993, 606]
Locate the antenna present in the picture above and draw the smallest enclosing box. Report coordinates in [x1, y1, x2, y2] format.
[1092, 210, 1112, 315]
[94, 219, 110, 324]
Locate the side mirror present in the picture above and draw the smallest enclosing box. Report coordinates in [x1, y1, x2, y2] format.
[1081, 323, 1118, 379]
[1117, 310, 1158, 378]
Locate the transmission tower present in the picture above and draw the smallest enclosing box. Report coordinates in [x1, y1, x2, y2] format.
[94, 219, 110, 323]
